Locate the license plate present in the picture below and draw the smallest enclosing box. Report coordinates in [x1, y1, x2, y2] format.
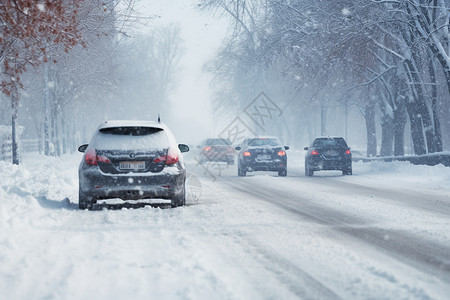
[120, 161, 145, 170]
[258, 154, 271, 160]
[326, 150, 337, 155]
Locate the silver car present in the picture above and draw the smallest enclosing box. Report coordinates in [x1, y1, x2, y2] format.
[78, 120, 189, 209]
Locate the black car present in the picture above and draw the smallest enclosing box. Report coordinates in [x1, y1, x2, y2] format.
[198, 138, 235, 165]
[236, 137, 289, 177]
[304, 137, 352, 176]
[77, 120, 189, 209]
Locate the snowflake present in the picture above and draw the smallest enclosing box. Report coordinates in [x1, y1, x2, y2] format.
[37, 4, 46, 12]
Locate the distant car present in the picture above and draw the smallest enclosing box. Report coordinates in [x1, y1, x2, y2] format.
[77, 120, 189, 209]
[198, 138, 235, 165]
[236, 137, 289, 177]
[304, 137, 352, 176]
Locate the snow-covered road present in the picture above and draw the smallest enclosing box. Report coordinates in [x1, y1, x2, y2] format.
[1, 152, 449, 299]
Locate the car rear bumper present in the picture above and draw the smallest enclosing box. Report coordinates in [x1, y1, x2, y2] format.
[79, 166, 185, 200]
[200, 153, 234, 162]
[309, 158, 351, 171]
[241, 159, 287, 172]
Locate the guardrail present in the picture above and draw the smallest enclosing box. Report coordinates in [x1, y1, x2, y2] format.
[0, 139, 41, 162]
[1, 140, 12, 162]
[352, 152, 450, 167]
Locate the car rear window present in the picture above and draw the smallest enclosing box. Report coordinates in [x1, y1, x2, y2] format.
[248, 138, 280, 147]
[99, 126, 163, 136]
[94, 127, 169, 151]
[313, 138, 348, 148]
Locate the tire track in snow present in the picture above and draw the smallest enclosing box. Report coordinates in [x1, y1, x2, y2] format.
[289, 168, 450, 217]
[219, 176, 450, 282]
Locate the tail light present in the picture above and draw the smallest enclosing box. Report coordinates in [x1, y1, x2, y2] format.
[311, 150, 319, 155]
[243, 151, 251, 157]
[153, 148, 179, 165]
[278, 150, 286, 156]
[85, 148, 111, 166]
[166, 148, 179, 164]
[203, 146, 211, 152]
[345, 149, 351, 155]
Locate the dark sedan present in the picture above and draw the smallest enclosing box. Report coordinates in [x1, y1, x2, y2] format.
[78, 120, 189, 209]
[236, 137, 289, 177]
[304, 137, 352, 176]
[198, 138, 235, 165]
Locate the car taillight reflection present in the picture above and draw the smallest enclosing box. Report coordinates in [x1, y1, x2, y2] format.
[85, 148, 111, 165]
[243, 151, 251, 157]
[203, 146, 211, 152]
[311, 150, 319, 155]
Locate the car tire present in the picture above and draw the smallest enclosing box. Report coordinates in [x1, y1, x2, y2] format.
[305, 164, 314, 177]
[342, 167, 352, 176]
[171, 186, 186, 208]
[79, 187, 93, 210]
[278, 168, 287, 177]
[238, 165, 246, 176]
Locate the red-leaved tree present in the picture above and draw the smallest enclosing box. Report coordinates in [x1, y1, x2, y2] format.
[0, 0, 84, 164]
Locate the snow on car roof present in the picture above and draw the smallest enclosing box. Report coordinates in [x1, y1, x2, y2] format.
[98, 120, 165, 130]
[315, 136, 345, 139]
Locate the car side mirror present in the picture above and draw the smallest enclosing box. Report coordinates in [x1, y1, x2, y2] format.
[304, 147, 308, 151]
[178, 144, 190, 153]
[284, 146, 290, 150]
[235, 146, 241, 151]
[78, 144, 88, 153]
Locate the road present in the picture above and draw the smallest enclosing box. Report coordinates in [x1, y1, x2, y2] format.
[1, 153, 449, 299]
[185, 158, 450, 299]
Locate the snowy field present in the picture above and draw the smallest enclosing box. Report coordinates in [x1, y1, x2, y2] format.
[1, 151, 450, 299]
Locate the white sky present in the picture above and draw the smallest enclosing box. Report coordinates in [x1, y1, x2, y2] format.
[137, 1, 228, 145]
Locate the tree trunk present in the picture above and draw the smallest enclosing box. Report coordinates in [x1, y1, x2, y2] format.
[380, 114, 394, 157]
[11, 90, 19, 165]
[365, 101, 377, 157]
[407, 54, 435, 153]
[62, 112, 68, 154]
[51, 106, 56, 156]
[44, 64, 50, 156]
[393, 99, 406, 156]
[406, 100, 426, 155]
[55, 111, 61, 157]
[428, 51, 443, 152]
[321, 104, 327, 136]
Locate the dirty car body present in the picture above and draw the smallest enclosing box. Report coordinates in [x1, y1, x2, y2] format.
[304, 137, 352, 176]
[78, 120, 189, 209]
[236, 137, 289, 177]
[198, 138, 235, 165]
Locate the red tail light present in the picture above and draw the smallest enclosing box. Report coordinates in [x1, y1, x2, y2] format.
[278, 150, 286, 156]
[166, 148, 179, 164]
[85, 148, 111, 165]
[243, 151, 251, 157]
[85, 148, 97, 165]
[203, 146, 211, 152]
[153, 148, 179, 165]
[345, 149, 351, 155]
[311, 150, 319, 155]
